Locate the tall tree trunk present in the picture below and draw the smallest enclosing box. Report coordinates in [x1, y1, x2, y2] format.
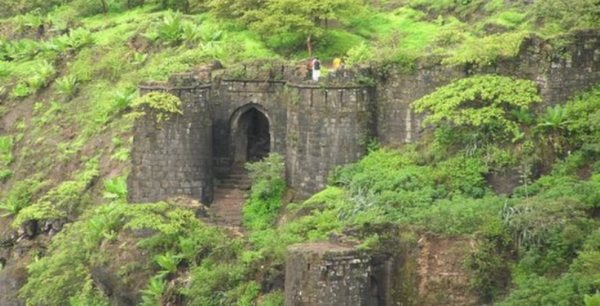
[100, 0, 108, 14]
[306, 34, 313, 58]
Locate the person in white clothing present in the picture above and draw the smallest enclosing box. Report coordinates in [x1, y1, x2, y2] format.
[312, 57, 321, 81]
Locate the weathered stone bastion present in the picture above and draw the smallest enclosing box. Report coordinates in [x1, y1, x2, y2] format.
[128, 30, 600, 204]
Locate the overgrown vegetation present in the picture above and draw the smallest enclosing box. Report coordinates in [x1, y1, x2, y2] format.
[0, 0, 599, 305]
[133, 91, 183, 122]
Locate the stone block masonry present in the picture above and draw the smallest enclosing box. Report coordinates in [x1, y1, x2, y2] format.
[128, 78, 213, 203]
[128, 30, 600, 203]
[286, 83, 372, 198]
[128, 65, 374, 203]
[284, 243, 375, 306]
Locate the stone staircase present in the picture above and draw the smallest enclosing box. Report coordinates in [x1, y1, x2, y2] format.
[210, 164, 252, 227]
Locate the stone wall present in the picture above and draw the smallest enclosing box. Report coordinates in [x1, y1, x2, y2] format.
[286, 83, 371, 197]
[128, 31, 600, 203]
[210, 79, 288, 177]
[128, 75, 213, 203]
[128, 66, 372, 202]
[284, 243, 375, 306]
[376, 31, 600, 146]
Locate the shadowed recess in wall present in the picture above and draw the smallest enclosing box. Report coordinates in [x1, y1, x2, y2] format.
[232, 107, 271, 163]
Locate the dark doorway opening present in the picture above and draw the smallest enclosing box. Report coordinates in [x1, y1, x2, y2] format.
[233, 107, 270, 163]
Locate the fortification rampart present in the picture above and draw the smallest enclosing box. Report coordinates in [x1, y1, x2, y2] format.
[128, 30, 600, 203]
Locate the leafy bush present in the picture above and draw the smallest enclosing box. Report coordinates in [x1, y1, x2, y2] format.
[433, 155, 488, 197]
[531, 0, 600, 32]
[443, 32, 527, 66]
[345, 42, 373, 66]
[184, 262, 249, 305]
[413, 75, 541, 147]
[21, 200, 243, 305]
[243, 153, 285, 231]
[259, 291, 285, 306]
[504, 197, 593, 275]
[14, 159, 99, 227]
[0, 0, 63, 17]
[563, 85, 600, 151]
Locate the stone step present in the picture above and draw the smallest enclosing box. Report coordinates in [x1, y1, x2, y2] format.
[209, 164, 251, 228]
[219, 184, 251, 190]
[213, 194, 244, 198]
[219, 179, 251, 184]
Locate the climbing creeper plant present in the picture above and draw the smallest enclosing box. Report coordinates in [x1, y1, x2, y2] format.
[132, 91, 183, 123]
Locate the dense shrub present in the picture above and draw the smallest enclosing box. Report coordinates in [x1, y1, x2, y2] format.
[243, 153, 285, 231]
[413, 75, 541, 146]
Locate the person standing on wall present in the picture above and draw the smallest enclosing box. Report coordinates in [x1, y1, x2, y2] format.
[312, 57, 321, 81]
[306, 57, 314, 80]
[333, 56, 342, 71]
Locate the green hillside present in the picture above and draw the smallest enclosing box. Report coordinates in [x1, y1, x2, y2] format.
[0, 0, 599, 305]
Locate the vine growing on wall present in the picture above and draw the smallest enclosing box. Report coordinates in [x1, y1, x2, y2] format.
[132, 91, 183, 123]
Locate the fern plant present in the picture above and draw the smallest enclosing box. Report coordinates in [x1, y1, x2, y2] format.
[28, 60, 56, 90]
[5, 39, 39, 61]
[156, 11, 185, 45]
[585, 292, 600, 306]
[0, 136, 13, 165]
[112, 88, 136, 113]
[14, 11, 44, 31]
[57, 27, 94, 51]
[0, 179, 40, 217]
[102, 176, 127, 200]
[131, 52, 147, 66]
[0, 61, 11, 77]
[55, 75, 79, 100]
[0, 135, 12, 182]
[140, 276, 166, 306]
[155, 252, 181, 277]
[537, 105, 571, 154]
[537, 104, 570, 130]
[10, 82, 33, 98]
[181, 22, 202, 46]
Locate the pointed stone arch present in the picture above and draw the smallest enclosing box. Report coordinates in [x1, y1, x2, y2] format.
[230, 103, 272, 164]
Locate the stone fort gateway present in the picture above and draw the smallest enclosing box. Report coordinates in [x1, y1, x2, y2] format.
[128, 32, 600, 204]
[124, 32, 600, 305]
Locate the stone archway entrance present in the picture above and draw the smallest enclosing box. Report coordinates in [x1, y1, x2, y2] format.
[231, 105, 271, 163]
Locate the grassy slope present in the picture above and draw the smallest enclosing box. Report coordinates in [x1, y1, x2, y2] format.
[0, 1, 599, 305]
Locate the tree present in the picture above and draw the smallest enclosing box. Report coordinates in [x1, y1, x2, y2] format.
[412, 75, 541, 145]
[220, 0, 361, 56]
